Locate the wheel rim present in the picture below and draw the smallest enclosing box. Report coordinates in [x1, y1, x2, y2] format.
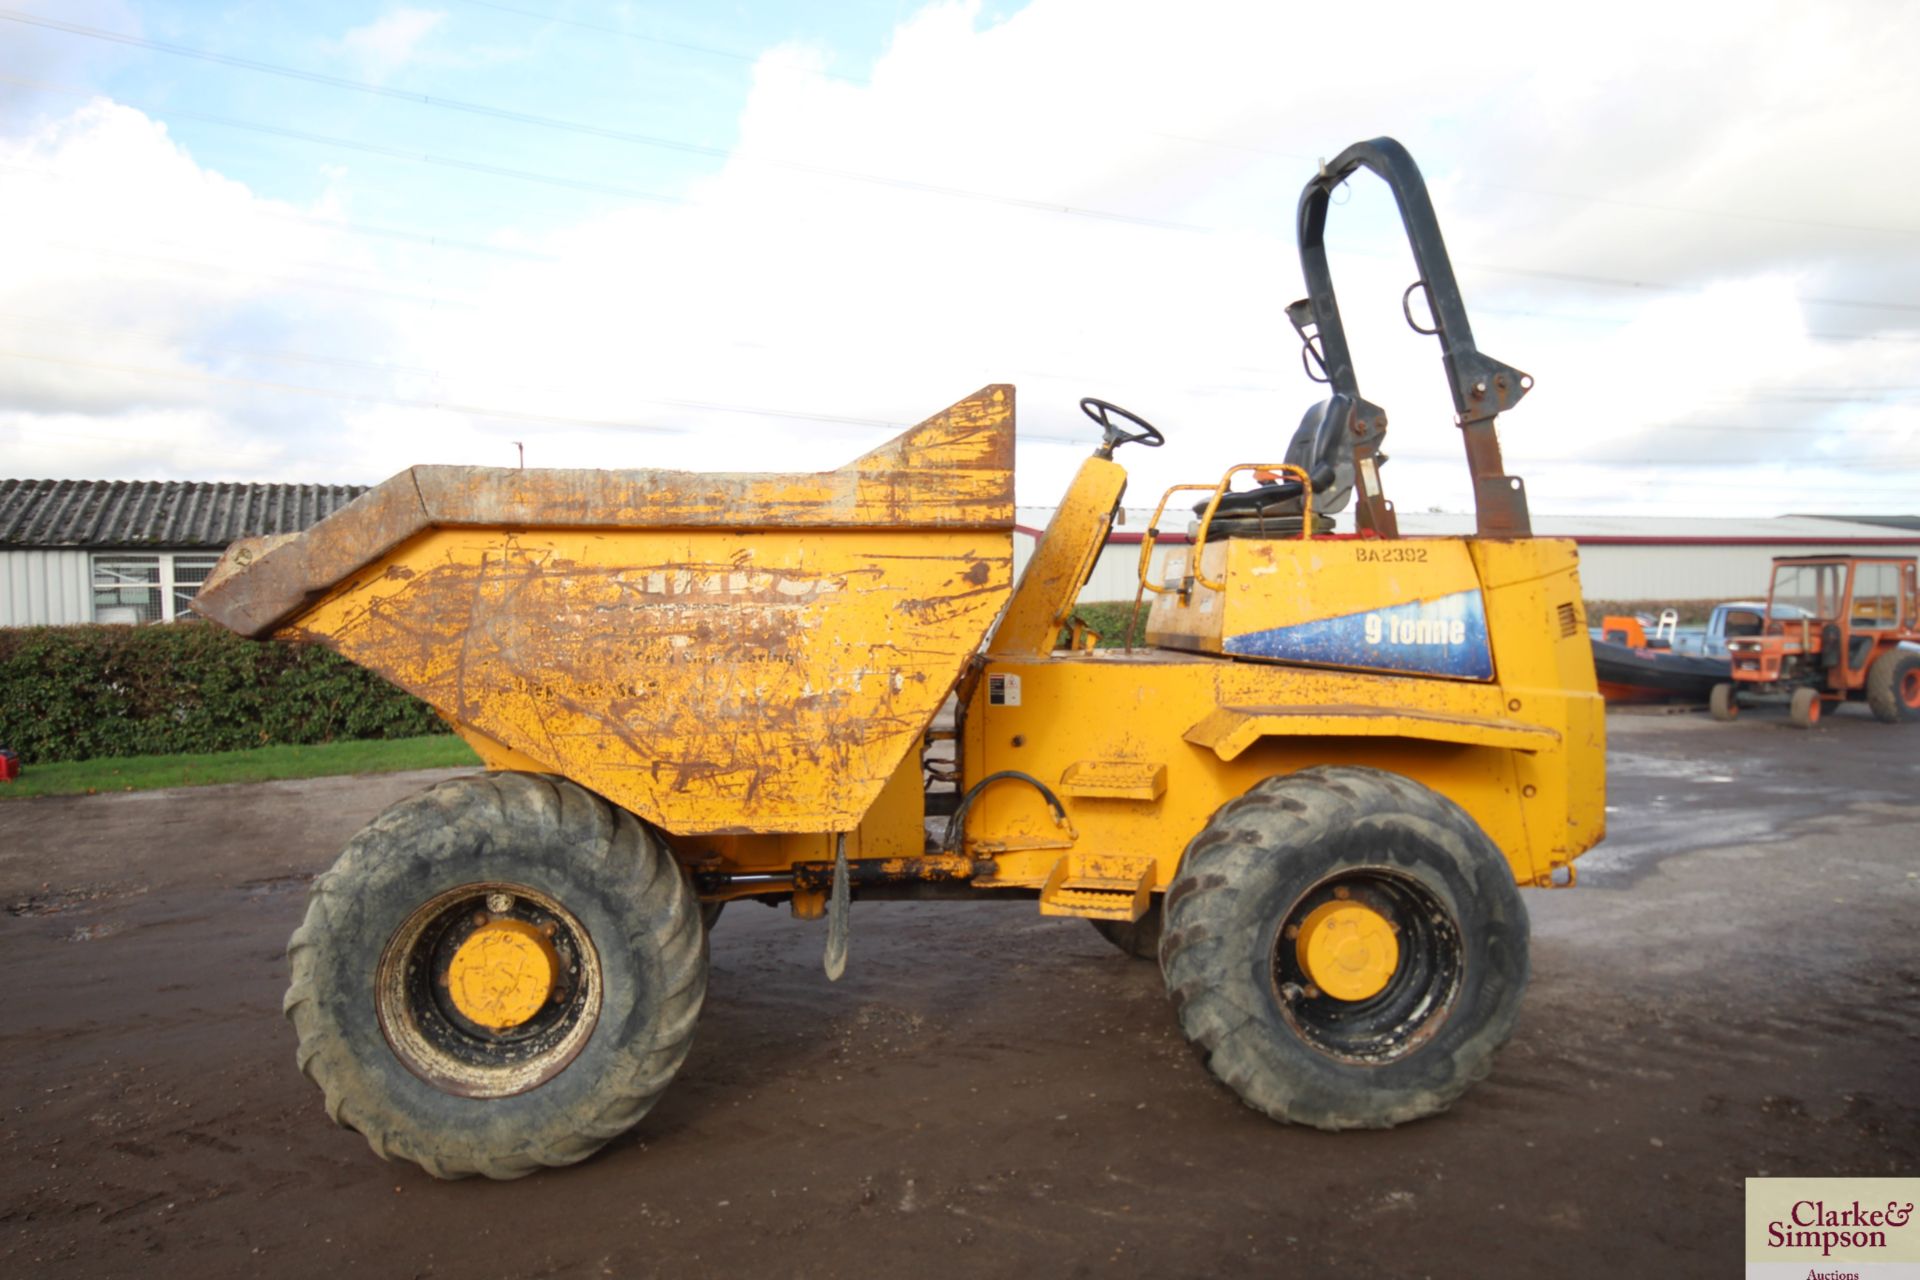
[1903, 668, 1920, 709]
[377, 882, 602, 1099]
[1271, 870, 1462, 1065]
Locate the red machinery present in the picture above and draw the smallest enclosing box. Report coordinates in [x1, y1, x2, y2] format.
[1711, 555, 1920, 728]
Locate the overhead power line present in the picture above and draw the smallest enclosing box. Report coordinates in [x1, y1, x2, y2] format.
[0, 155, 562, 263]
[0, 74, 684, 207]
[449, 0, 867, 85]
[5, 56, 1918, 321]
[458, 3, 1915, 240]
[0, 10, 1205, 233]
[1458, 259, 1920, 315]
[35, 240, 483, 311]
[0, 347, 690, 435]
[3, 307, 1917, 449]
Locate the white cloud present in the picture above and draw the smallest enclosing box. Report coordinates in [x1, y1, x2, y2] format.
[0, 99, 396, 480]
[3, 0, 1917, 519]
[334, 8, 448, 81]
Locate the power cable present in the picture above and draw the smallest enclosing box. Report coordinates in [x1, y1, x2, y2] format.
[0, 156, 561, 263]
[0, 11, 1206, 233]
[448, 0, 867, 85]
[0, 348, 691, 435]
[0, 75, 684, 207]
[6, 69, 1916, 321]
[34, 241, 483, 312]
[450, 3, 1918, 239]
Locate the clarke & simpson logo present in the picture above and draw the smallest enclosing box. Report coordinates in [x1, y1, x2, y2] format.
[1746, 1178, 1920, 1279]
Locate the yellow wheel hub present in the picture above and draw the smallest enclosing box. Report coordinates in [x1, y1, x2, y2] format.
[1295, 900, 1400, 1002]
[446, 918, 559, 1030]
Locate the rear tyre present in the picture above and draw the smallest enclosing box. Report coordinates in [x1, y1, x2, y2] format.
[1160, 766, 1528, 1130]
[1088, 902, 1163, 959]
[1789, 686, 1823, 728]
[1865, 650, 1920, 724]
[1709, 682, 1739, 721]
[284, 772, 707, 1179]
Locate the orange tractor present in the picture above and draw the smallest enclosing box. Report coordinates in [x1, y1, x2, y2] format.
[1710, 555, 1920, 727]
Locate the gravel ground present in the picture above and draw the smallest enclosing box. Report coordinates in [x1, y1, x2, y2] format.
[2, 707, 1916, 1278]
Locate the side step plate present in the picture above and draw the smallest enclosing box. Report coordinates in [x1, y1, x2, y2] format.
[1039, 853, 1155, 921]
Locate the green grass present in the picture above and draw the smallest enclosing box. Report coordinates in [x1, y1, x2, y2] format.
[0, 735, 481, 800]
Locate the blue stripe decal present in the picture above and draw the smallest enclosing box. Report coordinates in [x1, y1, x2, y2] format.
[1223, 589, 1494, 679]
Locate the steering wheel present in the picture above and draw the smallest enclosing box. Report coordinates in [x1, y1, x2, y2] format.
[1080, 398, 1165, 455]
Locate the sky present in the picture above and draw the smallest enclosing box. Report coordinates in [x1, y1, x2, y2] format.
[1, 0, 1917, 521]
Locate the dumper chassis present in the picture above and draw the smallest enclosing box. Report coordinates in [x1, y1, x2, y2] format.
[197, 138, 1606, 1179]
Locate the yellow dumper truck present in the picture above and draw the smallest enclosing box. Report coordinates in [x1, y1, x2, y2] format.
[196, 138, 1604, 1179]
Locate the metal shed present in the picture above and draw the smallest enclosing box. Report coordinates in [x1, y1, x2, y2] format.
[0, 480, 366, 627]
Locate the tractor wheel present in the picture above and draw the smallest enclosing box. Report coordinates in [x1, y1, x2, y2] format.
[1789, 686, 1824, 728]
[1709, 682, 1739, 721]
[701, 902, 725, 932]
[1160, 766, 1527, 1130]
[1088, 901, 1163, 960]
[284, 772, 707, 1179]
[1865, 650, 1920, 724]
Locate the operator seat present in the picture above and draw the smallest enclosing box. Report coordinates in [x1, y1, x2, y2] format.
[1194, 394, 1357, 540]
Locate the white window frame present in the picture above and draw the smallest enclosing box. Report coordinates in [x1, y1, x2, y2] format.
[91, 550, 225, 623]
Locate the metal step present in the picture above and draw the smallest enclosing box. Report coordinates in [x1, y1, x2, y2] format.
[1039, 853, 1155, 921]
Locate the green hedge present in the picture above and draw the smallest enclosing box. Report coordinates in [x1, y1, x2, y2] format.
[0, 624, 447, 765]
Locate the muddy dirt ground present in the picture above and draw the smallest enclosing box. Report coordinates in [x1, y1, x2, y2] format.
[3, 708, 1917, 1278]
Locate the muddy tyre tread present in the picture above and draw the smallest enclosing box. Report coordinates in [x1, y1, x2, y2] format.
[284, 772, 707, 1180]
[1159, 765, 1528, 1131]
[1865, 650, 1918, 724]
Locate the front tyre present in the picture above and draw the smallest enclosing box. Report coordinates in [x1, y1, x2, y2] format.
[1160, 766, 1528, 1130]
[285, 772, 707, 1179]
[1709, 682, 1738, 721]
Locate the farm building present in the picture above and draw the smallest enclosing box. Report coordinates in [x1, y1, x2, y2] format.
[0, 480, 366, 627]
[1015, 508, 1920, 605]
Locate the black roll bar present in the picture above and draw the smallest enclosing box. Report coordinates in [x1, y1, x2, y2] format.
[1289, 137, 1533, 537]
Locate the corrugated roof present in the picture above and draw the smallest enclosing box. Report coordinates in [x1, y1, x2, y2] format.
[1389, 513, 1920, 541]
[0, 480, 369, 549]
[1791, 514, 1920, 532]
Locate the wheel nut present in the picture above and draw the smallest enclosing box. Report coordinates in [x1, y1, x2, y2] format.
[1283, 924, 1300, 940]
[1332, 886, 1351, 900]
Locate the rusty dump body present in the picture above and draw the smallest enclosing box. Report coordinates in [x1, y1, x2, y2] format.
[196, 387, 1016, 847]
